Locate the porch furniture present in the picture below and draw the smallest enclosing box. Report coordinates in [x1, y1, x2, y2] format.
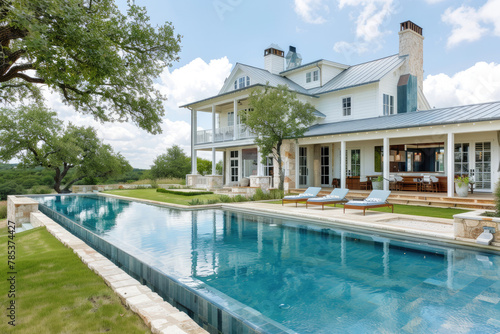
[346, 176, 360, 190]
[359, 176, 372, 190]
[399, 176, 422, 191]
[389, 175, 403, 191]
[343, 190, 393, 215]
[422, 175, 439, 192]
[306, 188, 349, 210]
[331, 178, 340, 188]
[282, 187, 322, 207]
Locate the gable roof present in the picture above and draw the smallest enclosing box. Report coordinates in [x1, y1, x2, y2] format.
[308, 54, 407, 95]
[224, 63, 311, 95]
[303, 101, 500, 137]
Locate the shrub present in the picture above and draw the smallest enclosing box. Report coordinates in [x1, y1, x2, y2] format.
[150, 179, 158, 189]
[188, 198, 205, 205]
[0, 181, 25, 200]
[270, 189, 284, 199]
[218, 195, 233, 203]
[31, 185, 52, 195]
[206, 199, 219, 205]
[253, 188, 269, 201]
[156, 188, 213, 196]
[0, 203, 7, 219]
[233, 195, 248, 202]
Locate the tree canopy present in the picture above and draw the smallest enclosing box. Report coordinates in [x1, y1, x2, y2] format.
[241, 84, 316, 190]
[0, 105, 132, 193]
[150, 145, 190, 179]
[0, 0, 181, 134]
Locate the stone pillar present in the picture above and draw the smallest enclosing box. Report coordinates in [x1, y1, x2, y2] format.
[447, 132, 454, 197]
[340, 140, 346, 189]
[383, 137, 390, 191]
[7, 196, 39, 227]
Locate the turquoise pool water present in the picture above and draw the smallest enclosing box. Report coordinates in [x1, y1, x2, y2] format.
[36, 195, 500, 333]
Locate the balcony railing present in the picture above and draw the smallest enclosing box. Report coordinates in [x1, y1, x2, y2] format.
[196, 125, 257, 144]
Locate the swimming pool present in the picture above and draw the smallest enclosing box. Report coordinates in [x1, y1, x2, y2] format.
[35, 195, 500, 333]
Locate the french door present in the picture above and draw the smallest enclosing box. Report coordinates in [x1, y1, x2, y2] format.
[299, 147, 308, 186]
[320, 146, 330, 186]
[454, 142, 491, 191]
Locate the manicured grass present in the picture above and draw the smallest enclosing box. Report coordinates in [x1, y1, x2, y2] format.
[104, 188, 221, 205]
[0, 228, 150, 333]
[268, 201, 470, 219]
[131, 178, 185, 185]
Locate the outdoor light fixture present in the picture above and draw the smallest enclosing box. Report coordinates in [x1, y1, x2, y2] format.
[414, 152, 422, 162]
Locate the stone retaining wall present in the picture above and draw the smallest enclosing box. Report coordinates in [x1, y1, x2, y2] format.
[454, 211, 500, 247]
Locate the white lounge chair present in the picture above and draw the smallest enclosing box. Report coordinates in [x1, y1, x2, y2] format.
[306, 188, 349, 210]
[282, 187, 322, 207]
[343, 190, 393, 215]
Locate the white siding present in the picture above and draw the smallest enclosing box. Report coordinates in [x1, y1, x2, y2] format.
[313, 83, 380, 123]
[321, 65, 344, 84]
[378, 67, 402, 115]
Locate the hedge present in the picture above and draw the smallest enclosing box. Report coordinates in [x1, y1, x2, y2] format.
[156, 188, 213, 196]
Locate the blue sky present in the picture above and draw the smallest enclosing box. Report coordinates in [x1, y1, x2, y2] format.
[46, 0, 500, 168]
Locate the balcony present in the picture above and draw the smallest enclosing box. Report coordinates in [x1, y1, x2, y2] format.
[196, 125, 257, 144]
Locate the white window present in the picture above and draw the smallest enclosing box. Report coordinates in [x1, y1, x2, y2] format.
[313, 70, 319, 82]
[234, 76, 250, 90]
[306, 70, 319, 83]
[342, 97, 351, 116]
[227, 112, 240, 127]
[383, 94, 394, 115]
[230, 150, 239, 182]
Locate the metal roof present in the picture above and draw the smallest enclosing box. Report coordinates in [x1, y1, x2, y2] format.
[308, 54, 407, 95]
[237, 63, 311, 95]
[313, 109, 326, 118]
[303, 101, 500, 137]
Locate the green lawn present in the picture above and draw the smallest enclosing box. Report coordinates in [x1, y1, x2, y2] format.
[0, 228, 150, 333]
[104, 188, 221, 205]
[268, 202, 470, 219]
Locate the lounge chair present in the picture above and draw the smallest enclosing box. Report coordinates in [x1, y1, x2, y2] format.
[282, 187, 322, 207]
[343, 190, 393, 215]
[306, 188, 349, 210]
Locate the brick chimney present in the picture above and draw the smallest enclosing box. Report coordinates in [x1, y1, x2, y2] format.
[399, 21, 424, 93]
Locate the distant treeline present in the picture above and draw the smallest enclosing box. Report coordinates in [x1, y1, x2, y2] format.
[0, 164, 149, 200]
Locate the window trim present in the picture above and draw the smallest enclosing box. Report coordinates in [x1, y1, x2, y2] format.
[234, 76, 250, 90]
[383, 94, 395, 115]
[306, 70, 319, 83]
[342, 97, 352, 116]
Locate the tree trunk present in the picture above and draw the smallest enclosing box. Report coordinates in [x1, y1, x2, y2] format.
[53, 163, 73, 193]
[276, 141, 285, 191]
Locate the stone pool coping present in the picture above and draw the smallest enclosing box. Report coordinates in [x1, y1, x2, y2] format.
[29, 211, 208, 334]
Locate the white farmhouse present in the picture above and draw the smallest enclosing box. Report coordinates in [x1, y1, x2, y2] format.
[182, 21, 500, 197]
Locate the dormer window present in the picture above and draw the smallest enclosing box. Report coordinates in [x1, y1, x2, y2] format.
[306, 70, 319, 83]
[234, 76, 250, 90]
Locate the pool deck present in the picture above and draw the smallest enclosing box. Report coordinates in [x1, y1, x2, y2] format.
[226, 201, 457, 241]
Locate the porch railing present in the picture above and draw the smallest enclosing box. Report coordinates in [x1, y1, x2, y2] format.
[196, 125, 257, 144]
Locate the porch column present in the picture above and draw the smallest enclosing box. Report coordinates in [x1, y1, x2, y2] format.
[211, 105, 216, 143]
[340, 140, 346, 189]
[191, 109, 198, 174]
[383, 137, 390, 191]
[211, 148, 216, 175]
[233, 99, 238, 140]
[447, 132, 454, 197]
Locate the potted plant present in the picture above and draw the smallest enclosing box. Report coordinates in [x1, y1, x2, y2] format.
[454, 176, 469, 197]
[372, 175, 383, 190]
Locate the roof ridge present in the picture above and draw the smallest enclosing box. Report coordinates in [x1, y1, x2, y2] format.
[419, 100, 500, 112]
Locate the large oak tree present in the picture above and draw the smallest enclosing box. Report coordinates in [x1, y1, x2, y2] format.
[0, 0, 181, 134]
[0, 105, 132, 193]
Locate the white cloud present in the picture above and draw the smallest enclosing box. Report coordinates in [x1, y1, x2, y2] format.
[424, 0, 446, 3]
[333, 0, 396, 56]
[442, 0, 500, 48]
[294, 0, 330, 24]
[423, 62, 500, 108]
[42, 57, 233, 169]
